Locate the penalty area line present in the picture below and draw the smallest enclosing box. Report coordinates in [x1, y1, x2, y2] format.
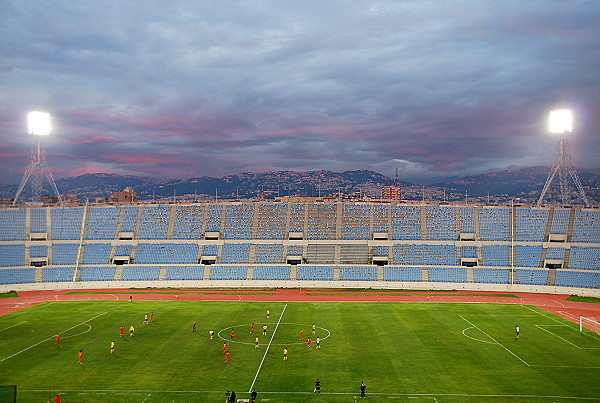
[248, 303, 287, 393]
[0, 311, 107, 362]
[459, 315, 530, 367]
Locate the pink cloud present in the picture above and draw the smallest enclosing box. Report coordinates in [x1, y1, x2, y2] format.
[100, 154, 187, 165]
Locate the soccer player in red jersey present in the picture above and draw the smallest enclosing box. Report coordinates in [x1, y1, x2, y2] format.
[299, 328, 304, 340]
[53, 394, 61, 403]
[223, 342, 229, 354]
[306, 337, 312, 348]
[54, 333, 60, 345]
[250, 323, 254, 334]
[119, 326, 124, 338]
[230, 328, 235, 340]
[224, 350, 230, 364]
[150, 312, 154, 322]
[78, 350, 83, 364]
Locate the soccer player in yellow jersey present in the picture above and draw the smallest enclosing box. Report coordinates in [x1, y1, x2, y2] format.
[316, 336, 320, 349]
[312, 323, 316, 334]
[255, 336, 259, 349]
[144, 314, 148, 324]
[262, 325, 268, 336]
[266, 309, 270, 319]
[283, 347, 288, 360]
[209, 330, 214, 339]
[129, 324, 135, 337]
[110, 341, 115, 354]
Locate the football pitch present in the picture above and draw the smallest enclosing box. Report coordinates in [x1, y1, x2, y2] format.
[0, 300, 599, 403]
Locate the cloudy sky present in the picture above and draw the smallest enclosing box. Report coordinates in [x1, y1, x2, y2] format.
[1, 0, 599, 185]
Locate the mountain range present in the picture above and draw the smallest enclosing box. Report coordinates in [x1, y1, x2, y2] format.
[2, 166, 599, 205]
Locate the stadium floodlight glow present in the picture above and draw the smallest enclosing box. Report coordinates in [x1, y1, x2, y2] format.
[28, 111, 51, 135]
[549, 109, 572, 134]
[537, 108, 589, 207]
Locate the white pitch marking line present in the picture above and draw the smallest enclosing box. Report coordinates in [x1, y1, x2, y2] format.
[248, 303, 288, 393]
[0, 321, 27, 332]
[535, 324, 582, 349]
[141, 393, 151, 403]
[459, 315, 530, 366]
[0, 311, 107, 362]
[461, 326, 496, 344]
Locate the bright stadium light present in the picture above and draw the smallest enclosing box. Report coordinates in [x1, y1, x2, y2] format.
[13, 111, 61, 205]
[28, 111, 51, 135]
[549, 109, 572, 134]
[537, 108, 588, 207]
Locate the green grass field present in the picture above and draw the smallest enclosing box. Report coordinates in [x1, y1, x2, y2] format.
[0, 300, 599, 403]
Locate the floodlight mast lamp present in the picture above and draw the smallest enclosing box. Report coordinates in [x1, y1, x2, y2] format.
[536, 109, 589, 207]
[12, 112, 62, 206]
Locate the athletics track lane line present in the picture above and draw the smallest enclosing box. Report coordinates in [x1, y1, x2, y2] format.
[0, 311, 107, 362]
[248, 303, 288, 393]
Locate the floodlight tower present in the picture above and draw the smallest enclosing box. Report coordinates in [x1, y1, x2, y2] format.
[536, 109, 589, 207]
[12, 112, 62, 206]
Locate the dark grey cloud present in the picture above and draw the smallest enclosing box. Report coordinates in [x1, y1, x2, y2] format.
[1, 0, 599, 185]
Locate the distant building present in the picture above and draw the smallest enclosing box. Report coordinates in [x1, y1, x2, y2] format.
[40, 194, 80, 205]
[383, 186, 400, 201]
[96, 187, 138, 204]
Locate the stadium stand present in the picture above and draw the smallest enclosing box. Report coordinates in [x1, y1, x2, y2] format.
[516, 208, 549, 242]
[515, 269, 549, 286]
[571, 209, 600, 243]
[391, 205, 421, 240]
[481, 245, 510, 267]
[568, 246, 600, 270]
[252, 265, 291, 280]
[341, 204, 370, 240]
[209, 265, 248, 280]
[223, 204, 254, 240]
[85, 206, 119, 240]
[383, 266, 422, 282]
[120, 265, 161, 281]
[51, 208, 83, 240]
[554, 270, 600, 289]
[29, 208, 47, 233]
[473, 268, 510, 284]
[428, 267, 467, 283]
[426, 205, 456, 241]
[0, 202, 598, 294]
[81, 243, 112, 265]
[296, 265, 335, 281]
[515, 245, 543, 267]
[0, 268, 35, 284]
[339, 266, 377, 281]
[79, 266, 116, 282]
[254, 244, 284, 264]
[165, 265, 205, 281]
[172, 205, 204, 239]
[119, 206, 139, 233]
[256, 203, 287, 239]
[51, 244, 79, 265]
[135, 243, 198, 265]
[0, 209, 26, 241]
[43, 266, 74, 282]
[479, 207, 510, 241]
[138, 205, 171, 239]
[220, 243, 250, 264]
[0, 245, 25, 267]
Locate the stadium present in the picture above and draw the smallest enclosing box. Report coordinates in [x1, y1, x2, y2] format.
[0, 201, 599, 402]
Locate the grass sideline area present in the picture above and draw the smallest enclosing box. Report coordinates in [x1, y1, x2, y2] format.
[0, 301, 598, 402]
[0, 291, 18, 298]
[566, 295, 600, 304]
